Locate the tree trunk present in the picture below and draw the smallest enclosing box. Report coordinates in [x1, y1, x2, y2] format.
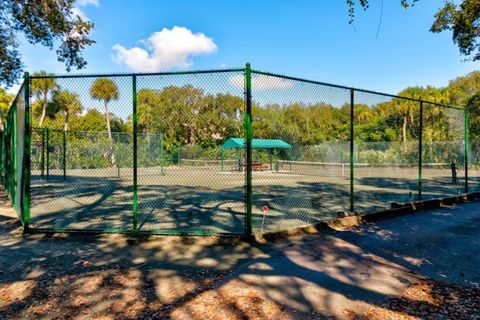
[402, 115, 407, 143]
[104, 100, 115, 166]
[64, 111, 69, 132]
[104, 100, 112, 139]
[39, 95, 48, 127]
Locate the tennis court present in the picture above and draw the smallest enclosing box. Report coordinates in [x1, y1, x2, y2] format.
[28, 159, 468, 234]
[1, 66, 474, 236]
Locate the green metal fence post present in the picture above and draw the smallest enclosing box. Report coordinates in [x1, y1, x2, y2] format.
[41, 129, 45, 178]
[465, 109, 469, 194]
[63, 129, 66, 181]
[245, 63, 253, 236]
[46, 128, 49, 181]
[132, 75, 138, 232]
[23, 72, 31, 230]
[116, 132, 120, 178]
[160, 134, 165, 175]
[349, 89, 355, 213]
[418, 101, 423, 200]
[12, 106, 17, 208]
[220, 147, 224, 172]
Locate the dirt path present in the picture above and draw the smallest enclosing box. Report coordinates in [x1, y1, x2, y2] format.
[0, 189, 479, 319]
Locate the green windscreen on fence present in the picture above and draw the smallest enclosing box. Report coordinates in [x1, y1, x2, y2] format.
[0, 66, 471, 236]
[1, 83, 26, 222]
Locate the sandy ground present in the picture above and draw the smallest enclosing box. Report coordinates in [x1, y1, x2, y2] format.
[0, 187, 479, 319]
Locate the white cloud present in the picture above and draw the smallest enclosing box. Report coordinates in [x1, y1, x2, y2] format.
[77, 0, 99, 6]
[229, 74, 294, 91]
[112, 26, 217, 72]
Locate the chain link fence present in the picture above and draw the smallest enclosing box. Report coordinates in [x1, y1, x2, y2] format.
[0, 66, 473, 236]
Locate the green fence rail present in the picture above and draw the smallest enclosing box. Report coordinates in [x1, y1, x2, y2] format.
[0, 65, 473, 236]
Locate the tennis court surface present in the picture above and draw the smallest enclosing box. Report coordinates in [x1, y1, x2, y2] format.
[29, 159, 474, 234]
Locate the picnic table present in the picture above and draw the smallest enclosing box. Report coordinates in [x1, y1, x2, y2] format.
[241, 162, 270, 171]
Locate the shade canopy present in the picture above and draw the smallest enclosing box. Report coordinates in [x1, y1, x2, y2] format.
[221, 138, 291, 149]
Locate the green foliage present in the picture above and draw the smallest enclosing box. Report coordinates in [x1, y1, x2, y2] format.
[0, 88, 13, 128]
[348, 1, 480, 61]
[90, 77, 119, 141]
[0, 0, 94, 87]
[90, 78, 119, 103]
[346, 0, 417, 23]
[137, 86, 243, 151]
[431, 0, 480, 61]
[52, 90, 82, 131]
[31, 71, 58, 128]
[449, 71, 480, 106]
[6, 70, 480, 170]
[70, 109, 105, 132]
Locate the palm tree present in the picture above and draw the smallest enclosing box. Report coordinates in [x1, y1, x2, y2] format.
[392, 100, 416, 143]
[90, 78, 119, 166]
[354, 104, 374, 124]
[90, 78, 119, 139]
[52, 90, 83, 132]
[31, 71, 58, 128]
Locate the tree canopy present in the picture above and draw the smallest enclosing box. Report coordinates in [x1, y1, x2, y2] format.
[347, 0, 480, 61]
[0, 70, 476, 169]
[90, 77, 119, 140]
[0, 0, 94, 87]
[0, 88, 13, 130]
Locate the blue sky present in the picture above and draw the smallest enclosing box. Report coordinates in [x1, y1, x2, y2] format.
[19, 0, 478, 95]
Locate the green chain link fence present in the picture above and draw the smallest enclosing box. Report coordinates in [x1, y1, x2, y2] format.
[0, 66, 472, 236]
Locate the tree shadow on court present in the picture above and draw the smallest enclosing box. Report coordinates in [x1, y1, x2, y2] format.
[250, 181, 351, 234]
[30, 174, 352, 235]
[30, 174, 133, 230]
[29, 170, 471, 236]
[30, 173, 248, 234]
[136, 184, 246, 234]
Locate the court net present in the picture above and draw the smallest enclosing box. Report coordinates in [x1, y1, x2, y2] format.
[179, 159, 240, 171]
[276, 160, 460, 177]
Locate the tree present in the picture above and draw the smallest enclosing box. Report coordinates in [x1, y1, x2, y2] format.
[52, 90, 83, 132]
[390, 88, 422, 143]
[90, 78, 119, 140]
[354, 104, 375, 124]
[466, 94, 480, 140]
[431, 1, 480, 61]
[31, 71, 58, 128]
[90, 78, 119, 166]
[0, 0, 94, 87]
[347, 1, 480, 61]
[71, 109, 106, 132]
[448, 71, 480, 106]
[0, 88, 14, 130]
[346, 0, 417, 23]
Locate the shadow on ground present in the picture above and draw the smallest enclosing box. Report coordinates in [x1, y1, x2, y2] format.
[1, 190, 480, 319]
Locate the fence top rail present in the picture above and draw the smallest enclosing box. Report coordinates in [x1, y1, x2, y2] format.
[11, 81, 25, 103]
[4, 81, 24, 119]
[28, 68, 246, 79]
[30, 128, 167, 138]
[23, 65, 464, 111]
[251, 69, 466, 111]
